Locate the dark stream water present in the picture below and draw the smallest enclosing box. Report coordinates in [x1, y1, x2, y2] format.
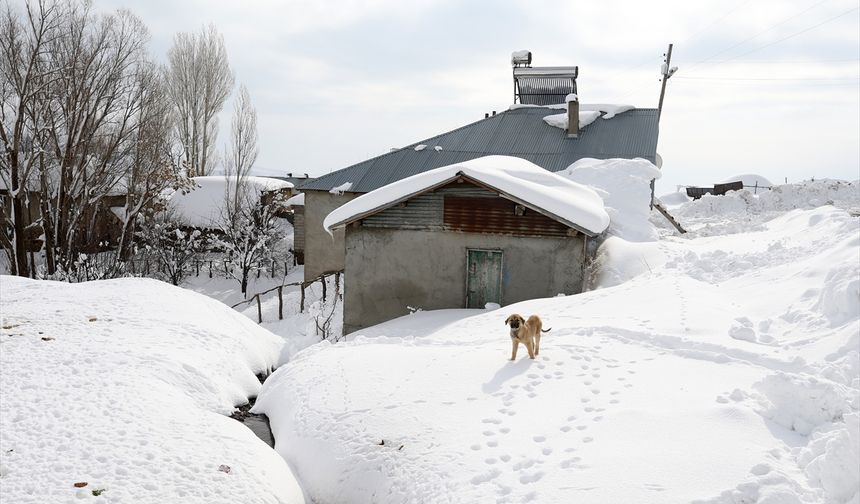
[231, 373, 275, 448]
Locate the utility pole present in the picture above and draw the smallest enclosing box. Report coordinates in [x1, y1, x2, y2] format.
[657, 43, 675, 123]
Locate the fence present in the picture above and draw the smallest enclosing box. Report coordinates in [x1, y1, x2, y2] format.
[230, 270, 342, 324]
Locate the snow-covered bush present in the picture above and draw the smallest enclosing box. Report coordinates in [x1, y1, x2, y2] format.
[213, 182, 286, 296]
[135, 208, 207, 286]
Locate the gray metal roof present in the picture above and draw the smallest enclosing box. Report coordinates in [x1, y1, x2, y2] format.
[301, 106, 659, 193]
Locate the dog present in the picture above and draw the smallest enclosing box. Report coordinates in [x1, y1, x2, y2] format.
[505, 314, 551, 360]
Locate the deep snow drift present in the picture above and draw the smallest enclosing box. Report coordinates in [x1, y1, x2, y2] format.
[255, 179, 859, 503]
[0, 277, 304, 504]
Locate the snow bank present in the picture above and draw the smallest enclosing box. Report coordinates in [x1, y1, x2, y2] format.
[658, 190, 692, 208]
[324, 155, 610, 236]
[169, 176, 293, 228]
[799, 412, 860, 503]
[753, 372, 857, 435]
[0, 277, 304, 503]
[675, 179, 859, 236]
[558, 157, 661, 242]
[259, 193, 860, 503]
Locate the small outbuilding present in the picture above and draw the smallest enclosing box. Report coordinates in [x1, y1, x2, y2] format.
[325, 155, 610, 333]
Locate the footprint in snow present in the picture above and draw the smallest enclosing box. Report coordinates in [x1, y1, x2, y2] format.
[470, 468, 501, 484]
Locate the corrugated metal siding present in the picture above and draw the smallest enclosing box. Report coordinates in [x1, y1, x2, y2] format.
[302, 107, 658, 193]
[362, 192, 443, 230]
[293, 208, 305, 251]
[362, 181, 575, 239]
[444, 196, 571, 238]
[363, 184, 494, 230]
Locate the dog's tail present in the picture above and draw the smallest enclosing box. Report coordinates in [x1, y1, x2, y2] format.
[542, 327, 552, 333]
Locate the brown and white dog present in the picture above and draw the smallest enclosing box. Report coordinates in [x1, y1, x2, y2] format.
[505, 314, 551, 360]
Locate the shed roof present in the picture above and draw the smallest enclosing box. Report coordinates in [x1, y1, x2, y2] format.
[300, 106, 658, 194]
[324, 155, 610, 237]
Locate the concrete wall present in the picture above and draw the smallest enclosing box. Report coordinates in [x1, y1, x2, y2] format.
[302, 190, 359, 282]
[343, 227, 586, 334]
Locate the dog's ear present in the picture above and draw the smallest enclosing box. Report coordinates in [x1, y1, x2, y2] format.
[504, 315, 512, 326]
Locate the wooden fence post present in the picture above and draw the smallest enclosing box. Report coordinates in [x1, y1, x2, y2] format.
[256, 295, 262, 324]
[300, 282, 306, 313]
[208, 261, 212, 278]
[335, 272, 340, 298]
[321, 275, 327, 303]
[278, 286, 283, 320]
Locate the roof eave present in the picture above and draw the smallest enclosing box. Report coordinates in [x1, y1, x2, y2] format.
[327, 171, 603, 237]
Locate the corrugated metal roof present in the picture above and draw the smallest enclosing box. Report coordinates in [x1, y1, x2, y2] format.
[302, 106, 659, 193]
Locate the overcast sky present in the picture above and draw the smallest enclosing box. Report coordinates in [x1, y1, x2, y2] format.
[87, 0, 860, 192]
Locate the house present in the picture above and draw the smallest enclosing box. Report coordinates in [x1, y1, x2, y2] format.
[324, 155, 610, 333]
[299, 103, 659, 283]
[284, 192, 305, 264]
[1, 182, 128, 255]
[295, 51, 657, 284]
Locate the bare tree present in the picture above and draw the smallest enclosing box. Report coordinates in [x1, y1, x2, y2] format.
[215, 189, 284, 297]
[40, 3, 154, 274]
[2, 1, 184, 278]
[0, 0, 60, 277]
[165, 24, 234, 178]
[223, 84, 257, 216]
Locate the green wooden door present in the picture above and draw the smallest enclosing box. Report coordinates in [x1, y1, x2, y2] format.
[466, 249, 503, 308]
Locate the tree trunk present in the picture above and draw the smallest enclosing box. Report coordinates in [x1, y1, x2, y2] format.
[11, 195, 30, 278]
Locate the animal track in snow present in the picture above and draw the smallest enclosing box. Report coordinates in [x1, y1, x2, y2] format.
[470, 468, 501, 484]
[519, 471, 544, 484]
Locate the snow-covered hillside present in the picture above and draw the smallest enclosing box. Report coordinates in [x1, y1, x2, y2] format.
[0, 278, 304, 504]
[255, 181, 859, 503]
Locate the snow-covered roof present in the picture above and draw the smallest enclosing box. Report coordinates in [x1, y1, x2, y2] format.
[301, 106, 658, 194]
[169, 176, 293, 227]
[324, 155, 610, 237]
[542, 104, 635, 131]
[719, 174, 774, 188]
[285, 193, 305, 207]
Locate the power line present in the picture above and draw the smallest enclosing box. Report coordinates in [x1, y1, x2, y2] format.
[705, 6, 860, 66]
[675, 76, 860, 81]
[682, 0, 754, 45]
[694, 57, 860, 65]
[683, 0, 835, 71]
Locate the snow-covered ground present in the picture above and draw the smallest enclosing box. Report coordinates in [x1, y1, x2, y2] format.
[1, 160, 856, 503]
[255, 177, 860, 503]
[0, 277, 305, 503]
